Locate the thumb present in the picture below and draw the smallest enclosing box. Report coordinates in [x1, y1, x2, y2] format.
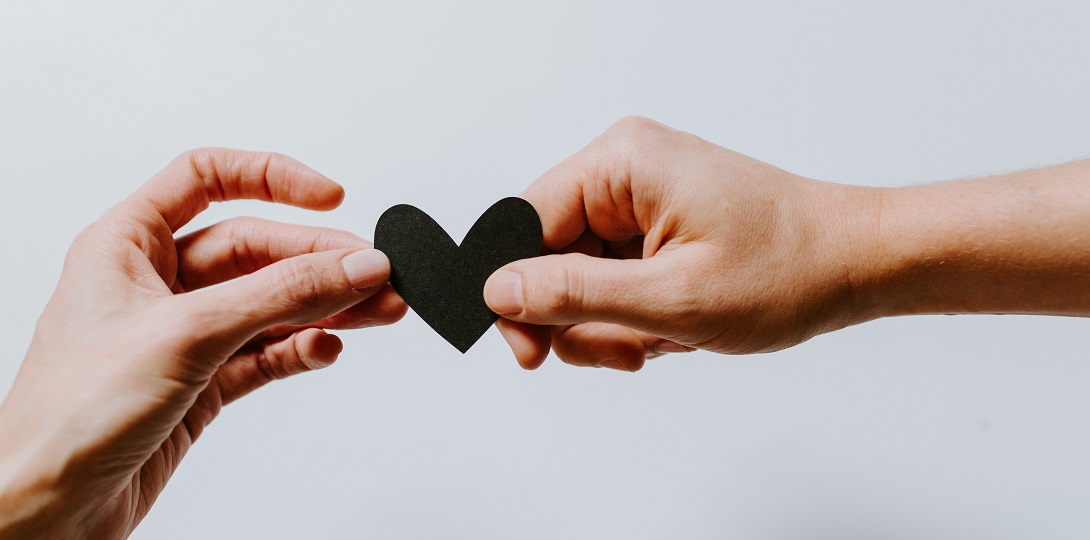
[484, 252, 689, 331]
[180, 247, 391, 345]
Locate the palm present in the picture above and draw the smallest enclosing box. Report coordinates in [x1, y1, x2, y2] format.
[0, 149, 403, 539]
[65, 231, 241, 537]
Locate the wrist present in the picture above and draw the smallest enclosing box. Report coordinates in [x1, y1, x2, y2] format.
[0, 476, 67, 539]
[0, 408, 81, 538]
[862, 182, 959, 318]
[856, 160, 1090, 318]
[797, 179, 889, 331]
[841, 180, 988, 320]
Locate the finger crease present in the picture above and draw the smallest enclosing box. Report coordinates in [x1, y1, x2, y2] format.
[254, 350, 280, 382]
[195, 151, 228, 204]
[260, 154, 275, 203]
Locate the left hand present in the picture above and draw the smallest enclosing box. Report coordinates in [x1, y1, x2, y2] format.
[0, 149, 406, 539]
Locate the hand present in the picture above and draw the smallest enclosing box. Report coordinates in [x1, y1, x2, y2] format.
[484, 117, 1090, 372]
[483, 116, 879, 371]
[0, 150, 406, 538]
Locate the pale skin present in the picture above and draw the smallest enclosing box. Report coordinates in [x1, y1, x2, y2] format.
[0, 150, 407, 538]
[483, 116, 1090, 370]
[3, 117, 1090, 538]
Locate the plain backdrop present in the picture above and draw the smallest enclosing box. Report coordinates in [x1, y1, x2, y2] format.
[2, 2, 1090, 539]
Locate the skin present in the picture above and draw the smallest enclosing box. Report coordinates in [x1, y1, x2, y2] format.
[0, 149, 406, 539]
[484, 116, 1090, 371]
[4, 118, 1090, 537]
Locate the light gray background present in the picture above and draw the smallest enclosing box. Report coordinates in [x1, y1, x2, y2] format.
[2, 1, 1089, 538]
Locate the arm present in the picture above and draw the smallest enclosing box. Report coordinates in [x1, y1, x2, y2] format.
[484, 117, 1090, 370]
[867, 160, 1090, 318]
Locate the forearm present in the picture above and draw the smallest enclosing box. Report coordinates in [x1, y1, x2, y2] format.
[860, 159, 1090, 318]
[0, 493, 71, 540]
[0, 408, 81, 539]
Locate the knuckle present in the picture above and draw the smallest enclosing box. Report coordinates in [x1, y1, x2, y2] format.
[275, 262, 326, 311]
[221, 217, 267, 274]
[253, 351, 279, 382]
[173, 148, 201, 165]
[252, 151, 284, 176]
[64, 211, 140, 266]
[65, 223, 100, 261]
[175, 148, 217, 175]
[177, 147, 213, 161]
[608, 114, 660, 134]
[594, 116, 672, 183]
[254, 347, 291, 382]
[535, 260, 583, 320]
[177, 147, 225, 200]
[248, 150, 276, 175]
[263, 151, 288, 172]
[246, 151, 291, 203]
[604, 115, 663, 148]
[221, 215, 264, 229]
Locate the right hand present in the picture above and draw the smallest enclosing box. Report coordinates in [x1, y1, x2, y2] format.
[0, 149, 406, 538]
[484, 116, 884, 371]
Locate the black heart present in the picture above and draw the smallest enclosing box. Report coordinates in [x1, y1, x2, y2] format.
[373, 197, 543, 353]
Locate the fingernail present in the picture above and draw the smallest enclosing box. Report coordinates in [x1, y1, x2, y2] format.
[651, 340, 695, 354]
[599, 359, 631, 371]
[484, 270, 524, 314]
[341, 249, 390, 290]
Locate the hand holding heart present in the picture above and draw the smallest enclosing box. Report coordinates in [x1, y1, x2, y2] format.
[7, 118, 1090, 537]
[374, 198, 541, 353]
[0, 150, 406, 538]
[483, 116, 883, 371]
[484, 116, 1090, 370]
[2, 127, 873, 535]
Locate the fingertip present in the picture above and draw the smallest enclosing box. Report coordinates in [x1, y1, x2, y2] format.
[263, 152, 344, 211]
[303, 180, 344, 211]
[552, 322, 646, 370]
[496, 319, 550, 370]
[484, 269, 525, 316]
[323, 181, 347, 210]
[341, 248, 392, 291]
[598, 344, 645, 372]
[520, 350, 549, 371]
[295, 328, 342, 370]
[313, 331, 344, 360]
[373, 285, 410, 325]
[619, 353, 646, 372]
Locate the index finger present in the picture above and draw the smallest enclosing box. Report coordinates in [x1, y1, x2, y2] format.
[520, 116, 675, 251]
[127, 148, 344, 232]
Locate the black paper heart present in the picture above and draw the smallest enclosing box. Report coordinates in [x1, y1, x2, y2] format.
[373, 197, 543, 353]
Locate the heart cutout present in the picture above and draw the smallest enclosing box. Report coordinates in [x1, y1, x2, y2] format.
[373, 197, 543, 353]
